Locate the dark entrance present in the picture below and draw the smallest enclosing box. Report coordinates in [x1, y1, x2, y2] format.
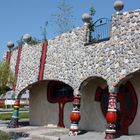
[47, 81, 73, 127]
[95, 81, 138, 135]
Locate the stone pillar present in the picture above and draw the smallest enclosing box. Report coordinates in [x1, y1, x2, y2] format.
[69, 89, 81, 136]
[8, 98, 20, 128]
[105, 86, 118, 139]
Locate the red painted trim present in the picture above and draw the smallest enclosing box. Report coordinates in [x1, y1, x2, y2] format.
[38, 40, 48, 81]
[47, 81, 74, 127]
[13, 47, 22, 91]
[117, 82, 138, 134]
[58, 102, 65, 127]
[124, 81, 137, 127]
[6, 51, 11, 64]
[47, 81, 73, 103]
[95, 81, 138, 135]
[95, 87, 103, 101]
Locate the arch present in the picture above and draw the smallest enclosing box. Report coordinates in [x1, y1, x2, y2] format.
[79, 76, 108, 94]
[115, 71, 140, 134]
[79, 76, 108, 131]
[95, 81, 138, 135]
[47, 80, 74, 127]
[122, 81, 138, 130]
[20, 79, 74, 128]
[16, 78, 75, 98]
[116, 69, 140, 87]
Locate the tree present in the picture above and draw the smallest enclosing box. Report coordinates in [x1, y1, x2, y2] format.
[89, 5, 96, 32]
[0, 60, 16, 95]
[51, 0, 75, 34]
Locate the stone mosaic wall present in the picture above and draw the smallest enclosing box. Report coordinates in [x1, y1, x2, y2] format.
[9, 44, 43, 94]
[44, 26, 86, 89]
[10, 48, 18, 72]
[9, 9, 140, 94]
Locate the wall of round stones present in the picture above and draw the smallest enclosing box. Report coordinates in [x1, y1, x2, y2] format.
[10, 9, 140, 95]
[14, 43, 44, 94]
[44, 10, 140, 90]
[10, 49, 19, 74]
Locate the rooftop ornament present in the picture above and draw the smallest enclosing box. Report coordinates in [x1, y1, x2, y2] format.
[114, 0, 124, 14]
[82, 13, 91, 24]
[7, 41, 14, 51]
[22, 33, 32, 45]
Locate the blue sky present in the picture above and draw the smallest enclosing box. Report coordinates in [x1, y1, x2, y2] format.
[0, 0, 140, 60]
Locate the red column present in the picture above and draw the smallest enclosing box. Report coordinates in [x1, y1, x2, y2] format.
[6, 51, 11, 64]
[69, 95, 81, 136]
[105, 92, 117, 139]
[13, 47, 22, 91]
[58, 102, 65, 127]
[38, 39, 48, 81]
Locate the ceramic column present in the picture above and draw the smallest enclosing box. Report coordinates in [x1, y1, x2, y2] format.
[105, 86, 118, 139]
[69, 88, 81, 136]
[8, 98, 20, 128]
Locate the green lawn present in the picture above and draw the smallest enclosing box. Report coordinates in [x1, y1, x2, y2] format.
[0, 112, 29, 120]
[0, 130, 10, 140]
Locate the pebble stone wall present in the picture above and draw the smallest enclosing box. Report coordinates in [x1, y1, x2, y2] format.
[10, 49, 19, 73]
[9, 9, 140, 95]
[10, 44, 43, 94]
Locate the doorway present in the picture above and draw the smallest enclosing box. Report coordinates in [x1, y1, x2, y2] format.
[47, 81, 73, 127]
[95, 81, 138, 135]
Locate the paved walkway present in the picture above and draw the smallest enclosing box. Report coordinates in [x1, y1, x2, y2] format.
[0, 121, 140, 140]
[1, 126, 140, 140]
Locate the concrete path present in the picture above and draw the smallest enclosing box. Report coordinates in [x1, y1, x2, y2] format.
[0, 121, 140, 140]
[1, 126, 140, 140]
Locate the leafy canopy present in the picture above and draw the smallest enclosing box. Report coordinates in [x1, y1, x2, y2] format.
[0, 60, 16, 95]
[89, 5, 96, 31]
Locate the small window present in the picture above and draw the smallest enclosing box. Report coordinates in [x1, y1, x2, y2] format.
[47, 81, 73, 103]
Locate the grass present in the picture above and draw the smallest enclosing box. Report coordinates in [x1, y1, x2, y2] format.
[0, 112, 29, 120]
[0, 130, 10, 140]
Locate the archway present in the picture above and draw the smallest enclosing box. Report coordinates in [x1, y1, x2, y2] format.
[29, 80, 73, 128]
[47, 81, 73, 127]
[79, 76, 107, 131]
[118, 72, 140, 135]
[95, 81, 137, 135]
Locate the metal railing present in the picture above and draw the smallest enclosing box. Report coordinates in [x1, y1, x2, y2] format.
[91, 18, 111, 43]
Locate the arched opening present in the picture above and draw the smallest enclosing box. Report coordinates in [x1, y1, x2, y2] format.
[29, 80, 73, 128]
[117, 72, 140, 135]
[79, 76, 107, 131]
[47, 81, 73, 127]
[95, 81, 138, 135]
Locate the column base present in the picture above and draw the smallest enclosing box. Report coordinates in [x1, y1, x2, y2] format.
[69, 122, 79, 136]
[7, 118, 19, 128]
[105, 123, 117, 139]
[69, 130, 79, 136]
[105, 132, 116, 139]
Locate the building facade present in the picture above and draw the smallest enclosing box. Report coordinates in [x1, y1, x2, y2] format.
[6, 9, 140, 138]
